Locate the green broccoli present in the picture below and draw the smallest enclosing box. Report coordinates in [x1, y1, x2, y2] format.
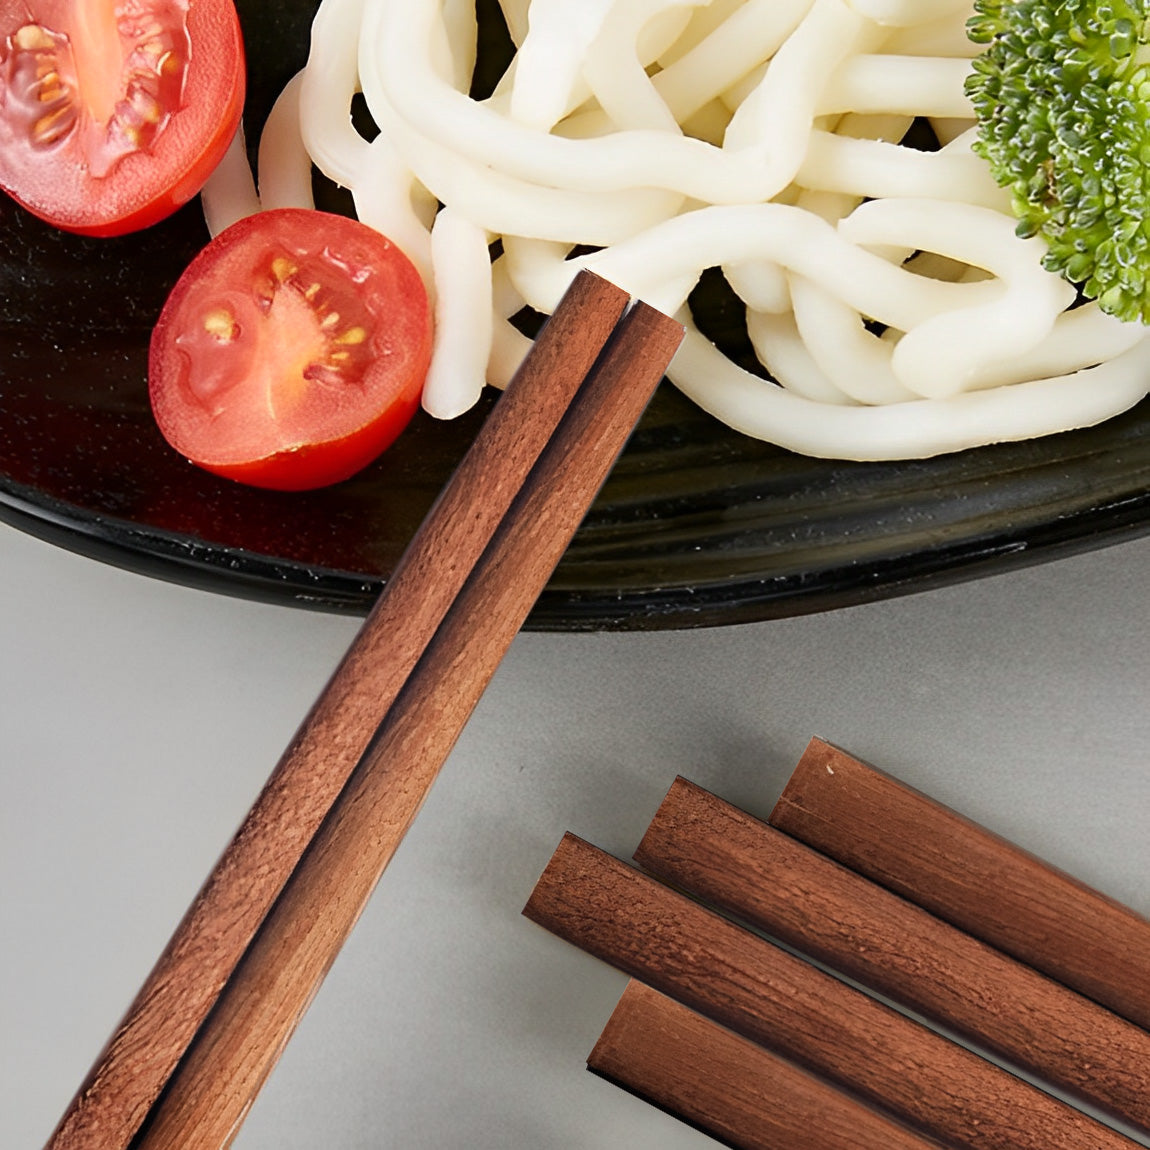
[966, 0, 1150, 323]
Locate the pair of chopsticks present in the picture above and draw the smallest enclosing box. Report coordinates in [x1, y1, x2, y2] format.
[525, 737, 1150, 1149]
[48, 270, 684, 1150]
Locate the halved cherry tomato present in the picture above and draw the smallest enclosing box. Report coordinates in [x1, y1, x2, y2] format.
[0, 0, 244, 236]
[149, 208, 433, 491]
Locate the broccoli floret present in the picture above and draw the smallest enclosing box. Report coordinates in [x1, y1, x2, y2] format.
[966, 0, 1150, 323]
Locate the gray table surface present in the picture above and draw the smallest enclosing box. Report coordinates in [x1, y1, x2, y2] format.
[3, 520, 1149, 1149]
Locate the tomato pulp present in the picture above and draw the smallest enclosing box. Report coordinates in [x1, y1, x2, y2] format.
[0, 0, 244, 236]
[149, 209, 433, 491]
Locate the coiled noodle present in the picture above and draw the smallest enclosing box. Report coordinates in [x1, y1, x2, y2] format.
[201, 0, 1150, 460]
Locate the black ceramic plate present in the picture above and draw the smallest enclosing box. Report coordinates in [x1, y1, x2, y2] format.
[2, 1, 1150, 631]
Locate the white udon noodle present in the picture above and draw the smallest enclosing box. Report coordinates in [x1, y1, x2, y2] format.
[202, 0, 1150, 459]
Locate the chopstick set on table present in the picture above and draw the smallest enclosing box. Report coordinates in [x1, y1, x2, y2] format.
[47, 271, 686, 1150]
[43, 271, 1150, 1150]
[525, 737, 1150, 1150]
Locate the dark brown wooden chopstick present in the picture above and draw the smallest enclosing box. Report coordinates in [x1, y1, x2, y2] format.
[770, 737, 1150, 1033]
[635, 776, 1150, 1136]
[524, 833, 1139, 1150]
[122, 294, 684, 1149]
[47, 271, 673, 1150]
[590, 981, 946, 1150]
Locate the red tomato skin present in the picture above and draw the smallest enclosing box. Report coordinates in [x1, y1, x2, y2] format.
[192, 388, 425, 492]
[149, 209, 433, 491]
[0, 0, 246, 236]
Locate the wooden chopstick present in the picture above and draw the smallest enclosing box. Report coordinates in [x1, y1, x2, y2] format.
[126, 292, 682, 1149]
[770, 737, 1150, 1033]
[635, 777, 1150, 1136]
[589, 981, 946, 1150]
[48, 271, 679, 1150]
[523, 833, 1139, 1150]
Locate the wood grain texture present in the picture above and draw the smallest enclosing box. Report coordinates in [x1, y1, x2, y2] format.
[589, 981, 945, 1150]
[524, 833, 1138, 1150]
[46, 271, 630, 1150]
[770, 738, 1150, 1034]
[129, 301, 685, 1150]
[636, 777, 1150, 1137]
